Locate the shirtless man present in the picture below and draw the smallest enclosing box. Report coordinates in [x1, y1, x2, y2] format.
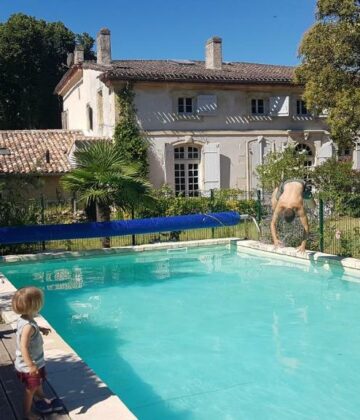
[270, 179, 315, 253]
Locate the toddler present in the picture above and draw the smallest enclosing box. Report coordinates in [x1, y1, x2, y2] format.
[12, 286, 63, 420]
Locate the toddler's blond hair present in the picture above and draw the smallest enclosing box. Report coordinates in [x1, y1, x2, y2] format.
[12, 287, 44, 315]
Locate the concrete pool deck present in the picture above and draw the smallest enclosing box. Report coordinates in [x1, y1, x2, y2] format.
[1, 238, 359, 419]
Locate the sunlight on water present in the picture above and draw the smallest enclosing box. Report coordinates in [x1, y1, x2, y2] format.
[2, 245, 360, 420]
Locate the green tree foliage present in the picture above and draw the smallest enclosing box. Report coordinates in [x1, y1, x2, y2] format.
[114, 84, 149, 177]
[256, 147, 309, 191]
[76, 33, 96, 61]
[312, 157, 360, 215]
[0, 13, 95, 129]
[296, 0, 360, 147]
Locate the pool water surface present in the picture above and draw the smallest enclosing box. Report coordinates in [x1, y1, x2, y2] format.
[2, 245, 360, 420]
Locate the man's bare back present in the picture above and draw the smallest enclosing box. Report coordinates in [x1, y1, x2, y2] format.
[271, 180, 315, 252]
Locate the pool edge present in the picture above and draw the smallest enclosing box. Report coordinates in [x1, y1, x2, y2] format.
[0, 237, 241, 264]
[237, 240, 360, 274]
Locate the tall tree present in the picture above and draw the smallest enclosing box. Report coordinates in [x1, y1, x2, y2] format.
[0, 13, 95, 129]
[296, 0, 360, 148]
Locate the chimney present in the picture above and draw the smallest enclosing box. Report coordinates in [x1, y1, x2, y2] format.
[205, 36, 222, 70]
[67, 52, 74, 67]
[97, 28, 111, 65]
[74, 45, 84, 64]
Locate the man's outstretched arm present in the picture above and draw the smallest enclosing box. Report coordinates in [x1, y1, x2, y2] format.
[271, 205, 282, 247]
[297, 206, 309, 253]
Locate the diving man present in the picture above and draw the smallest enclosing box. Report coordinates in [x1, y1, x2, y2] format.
[270, 179, 315, 253]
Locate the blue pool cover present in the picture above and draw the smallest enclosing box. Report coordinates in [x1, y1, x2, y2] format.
[0, 211, 241, 245]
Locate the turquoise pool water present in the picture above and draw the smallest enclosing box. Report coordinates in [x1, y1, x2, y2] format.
[2, 245, 360, 420]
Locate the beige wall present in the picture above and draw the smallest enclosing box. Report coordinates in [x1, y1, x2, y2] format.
[63, 69, 115, 137]
[147, 131, 332, 192]
[132, 83, 328, 132]
[62, 76, 334, 192]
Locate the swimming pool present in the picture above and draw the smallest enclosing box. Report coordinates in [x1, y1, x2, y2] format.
[2, 244, 360, 419]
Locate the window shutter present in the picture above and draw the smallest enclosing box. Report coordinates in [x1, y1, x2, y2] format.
[317, 141, 334, 164]
[353, 145, 360, 170]
[197, 95, 217, 115]
[202, 143, 220, 192]
[270, 96, 289, 116]
[164, 143, 175, 189]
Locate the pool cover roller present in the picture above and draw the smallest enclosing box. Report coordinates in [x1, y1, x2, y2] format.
[0, 211, 241, 245]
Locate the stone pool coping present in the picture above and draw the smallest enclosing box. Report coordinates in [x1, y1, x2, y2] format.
[237, 240, 360, 275]
[1, 237, 359, 419]
[0, 237, 240, 264]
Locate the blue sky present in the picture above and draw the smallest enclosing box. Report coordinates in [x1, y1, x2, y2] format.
[1, 0, 317, 65]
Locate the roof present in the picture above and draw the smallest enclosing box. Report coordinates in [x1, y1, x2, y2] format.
[0, 130, 109, 175]
[55, 59, 296, 94]
[97, 60, 295, 85]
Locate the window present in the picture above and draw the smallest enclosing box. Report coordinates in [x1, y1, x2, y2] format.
[174, 145, 200, 196]
[97, 90, 104, 128]
[296, 100, 308, 116]
[295, 143, 313, 167]
[338, 147, 352, 162]
[87, 104, 93, 131]
[251, 99, 265, 115]
[178, 97, 193, 114]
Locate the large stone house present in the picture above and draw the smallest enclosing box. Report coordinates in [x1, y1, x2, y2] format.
[55, 29, 359, 196]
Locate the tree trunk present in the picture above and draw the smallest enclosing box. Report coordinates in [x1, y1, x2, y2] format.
[96, 203, 111, 248]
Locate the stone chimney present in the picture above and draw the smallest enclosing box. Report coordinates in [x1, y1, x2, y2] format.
[205, 36, 222, 70]
[66, 52, 74, 67]
[97, 28, 111, 65]
[74, 45, 84, 64]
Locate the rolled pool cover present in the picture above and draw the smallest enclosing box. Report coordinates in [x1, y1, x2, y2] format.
[0, 211, 241, 245]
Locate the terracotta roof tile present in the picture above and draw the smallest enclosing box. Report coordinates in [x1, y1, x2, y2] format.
[0, 130, 109, 175]
[95, 60, 295, 84]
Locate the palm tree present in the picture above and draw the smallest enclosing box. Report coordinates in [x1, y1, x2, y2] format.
[61, 140, 155, 247]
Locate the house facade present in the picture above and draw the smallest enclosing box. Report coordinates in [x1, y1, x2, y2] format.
[55, 29, 360, 196]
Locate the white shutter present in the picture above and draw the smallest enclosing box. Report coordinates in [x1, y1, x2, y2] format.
[197, 95, 217, 116]
[164, 143, 175, 189]
[317, 141, 334, 164]
[270, 96, 289, 116]
[202, 143, 220, 192]
[352, 146, 360, 170]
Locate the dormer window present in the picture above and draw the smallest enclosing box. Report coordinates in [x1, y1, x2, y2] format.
[251, 99, 265, 115]
[296, 100, 309, 116]
[0, 148, 11, 155]
[178, 97, 193, 114]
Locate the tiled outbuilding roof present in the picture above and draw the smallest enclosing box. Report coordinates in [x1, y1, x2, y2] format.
[0, 130, 108, 175]
[97, 60, 295, 85]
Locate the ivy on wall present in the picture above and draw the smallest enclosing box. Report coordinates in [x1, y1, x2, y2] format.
[114, 83, 149, 177]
